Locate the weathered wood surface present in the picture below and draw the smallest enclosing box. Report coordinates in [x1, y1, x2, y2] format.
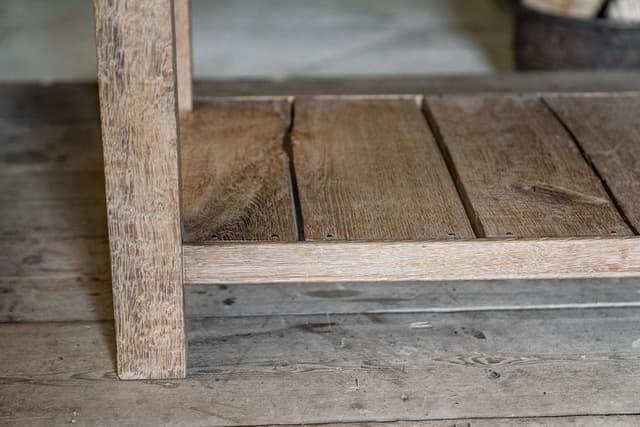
[277, 417, 640, 427]
[3, 308, 640, 426]
[174, 0, 192, 110]
[4, 80, 640, 424]
[425, 95, 631, 238]
[184, 238, 640, 284]
[545, 95, 640, 233]
[191, 71, 640, 97]
[94, 0, 185, 379]
[180, 100, 296, 242]
[293, 98, 473, 240]
[0, 126, 103, 174]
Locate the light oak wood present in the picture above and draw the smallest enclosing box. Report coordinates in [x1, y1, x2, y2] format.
[292, 98, 473, 241]
[544, 95, 640, 233]
[424, 95, 631, 238]
[183, 237, 640, 285]
[180, 100, 297, 242]
[94, 0, 185, 379]
[174, 0, 192, 110]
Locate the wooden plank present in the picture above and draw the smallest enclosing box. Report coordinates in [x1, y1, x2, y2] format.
[185, 278, 640, 318]
[183, 237, 640, 285]
[293, 98, 474, 241]
[174, 0, 192, 110]
[0, 237, 110, 278]
[180, 100, 297, 242]
[544, 95, 640, 233]
[191, 71, 640, 97]
[94, 0, 185, 379]
[7, 275, 640, 323]
[0, 82, 100, 127]
[0, 173, 105, 202]
[0, 126, 103, 174]
[424, 95, 631, 238]
[0, 275, 112, 323]
[273, 417, 640, 426]
[3, 308, 640, 425]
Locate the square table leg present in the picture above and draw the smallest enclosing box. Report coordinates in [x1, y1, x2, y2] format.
[94, 0, 186, 379]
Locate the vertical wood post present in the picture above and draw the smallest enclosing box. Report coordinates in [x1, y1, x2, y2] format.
[94, 0, 186, 379]
[174, 0, 193, 110]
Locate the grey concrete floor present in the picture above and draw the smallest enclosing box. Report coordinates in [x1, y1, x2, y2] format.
[0, 0, 513, 82]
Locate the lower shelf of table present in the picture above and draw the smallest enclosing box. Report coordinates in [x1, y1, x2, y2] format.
[179, 92, 640, 283]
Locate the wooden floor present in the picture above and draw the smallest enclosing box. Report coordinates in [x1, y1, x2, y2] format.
[3, 74, 640, 426]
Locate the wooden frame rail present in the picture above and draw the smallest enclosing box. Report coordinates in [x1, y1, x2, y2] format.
[184, 237, 640, 285]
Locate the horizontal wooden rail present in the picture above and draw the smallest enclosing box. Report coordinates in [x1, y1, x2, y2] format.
[183, 237, 640, 285]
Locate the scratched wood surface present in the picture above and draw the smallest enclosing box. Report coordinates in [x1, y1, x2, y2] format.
[3, 309, 640, 426]
[93, 0, 185, 379]
[424, 95, 632, 238]
[292, 98, 473, 241]
[180, 100, 297, 242]
[545, 95, 640, 233]
[3, 81, 640, 425]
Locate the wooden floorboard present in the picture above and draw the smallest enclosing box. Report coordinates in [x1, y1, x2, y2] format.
[292, 98, 473, 240]
[180, 100, 297, 242]
[3, 308, 640, 425]
[544, 95, 640, 233]
[424, 95, 631, 238]
[3, 79, 640, 425]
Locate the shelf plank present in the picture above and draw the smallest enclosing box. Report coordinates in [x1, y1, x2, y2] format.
[545, 95, 640, 234]
[425, 95, 632, 238]
[292, 98, 474, 241]
[180, 100, 297, 242]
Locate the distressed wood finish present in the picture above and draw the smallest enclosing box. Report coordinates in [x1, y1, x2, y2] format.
[174, 0, 192, 110]
[424, 95, 632, 238]
[183, 237, 640, 285]
[545, 95, 640, 233]
[4, 308, 640, 425]
[180, 100, 296, 242]
[293, 98, 473, 241]
[94, 0, 185, 379]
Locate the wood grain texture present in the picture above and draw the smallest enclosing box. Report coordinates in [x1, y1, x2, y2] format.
[425, 95, 631, 238]
[293, 98, 474, 241]
[0, 126, 103, 174]
[180, 100, 296, 242]
[183, 237, 640, 284]
[94, 0, 185, 379]
[174, 0, 192, 110]
[190, 71, 640, 97]
[4, 308, 640, 425]
[544, 95, 640, 233]
[277, 418, 640, 427]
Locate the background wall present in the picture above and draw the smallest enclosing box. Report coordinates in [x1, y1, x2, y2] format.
[0, 0, 513, 81]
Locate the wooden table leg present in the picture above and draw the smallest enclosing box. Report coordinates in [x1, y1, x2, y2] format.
[175, 0, 193, 111]
[94, 0, 186, 379]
